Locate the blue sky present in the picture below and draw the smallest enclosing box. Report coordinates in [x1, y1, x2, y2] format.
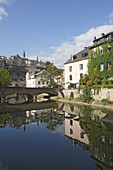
[0, 0, 113, 67]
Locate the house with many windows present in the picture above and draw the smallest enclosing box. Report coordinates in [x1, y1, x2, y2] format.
[26, 68, 48, 88]
[89, 31, 113, 79]
[64, 47, 89, 89]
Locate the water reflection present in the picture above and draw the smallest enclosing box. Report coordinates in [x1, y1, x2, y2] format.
[58, 103, 113, 169]
[0, 102, 113, 169]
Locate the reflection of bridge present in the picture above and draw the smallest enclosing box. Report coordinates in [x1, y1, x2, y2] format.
[0, 87, 58, 103]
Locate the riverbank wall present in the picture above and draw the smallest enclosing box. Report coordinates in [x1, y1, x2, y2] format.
[58, 88, 113, 102]
[50, 88, 113, 111]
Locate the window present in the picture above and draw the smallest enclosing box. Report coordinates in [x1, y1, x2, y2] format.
[46, 81, 48, 84]
[69, 75, 72, 80]
[107, 47, 111, 53]
[80, 132, 84, 139]
[38, 81, 40, 85]
[42, 81, 44, 85]
[100, 50, 103, 55]
[108, 63, 112, 70]
[80, 73, 83, 79]
[70, 128, 73, 134]
[69, 66, 72, 72]
[82, 52, 88, 57]
[100, 64, 104, 71]
[70, 120, 73, 126]
[73, 55, 77, 60]
[80, 64, 83, 70]
[94, 52, 97, 57]
[95, 148, 98, 155]
[101, 136, 105, 143]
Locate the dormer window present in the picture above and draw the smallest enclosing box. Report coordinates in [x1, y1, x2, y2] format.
[94, 52, 97, 58]
[72, 55, 77, 60]
[82, 53, 88, 58]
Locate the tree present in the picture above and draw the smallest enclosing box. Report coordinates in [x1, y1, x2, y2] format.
[40, 63, 63, 87]
[87, 72, 102, 85]
[0, 67, 10, 87]
[45, 61, 51, 66]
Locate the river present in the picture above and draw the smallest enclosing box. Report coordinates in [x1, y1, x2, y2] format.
[0, 101, 113, 170]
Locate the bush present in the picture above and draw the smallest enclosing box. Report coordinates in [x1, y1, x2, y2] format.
[101, 98, 108, 105]
[80, 87, 92, 103]
[102, 84, 113, 88]
[102, 78, 108, 86]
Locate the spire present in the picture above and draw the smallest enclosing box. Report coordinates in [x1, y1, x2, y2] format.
[23, 51, 25, 58]
[37, 56, 38, 63]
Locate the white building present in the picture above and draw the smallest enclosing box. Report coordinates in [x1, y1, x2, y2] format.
[64, 47, 89, 89]
[26, 69, 48, 88]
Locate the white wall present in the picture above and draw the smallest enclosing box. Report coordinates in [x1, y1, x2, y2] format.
[26, 72, 48, 88]
[64, 59, 89, 89]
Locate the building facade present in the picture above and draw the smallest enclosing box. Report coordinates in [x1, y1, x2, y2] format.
[64, 47, 89, 89]
[89, 31, 113, 79]
[26, 69, 48, 88]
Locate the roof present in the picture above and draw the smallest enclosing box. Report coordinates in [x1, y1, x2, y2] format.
[90, 31, 113, 49]
[93, 31, 113, 42]
[64, 47, 89, 65]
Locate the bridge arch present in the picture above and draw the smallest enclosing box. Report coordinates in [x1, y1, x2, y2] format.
[0, 87, 58, 103]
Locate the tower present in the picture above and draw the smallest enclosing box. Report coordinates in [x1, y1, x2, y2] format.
[23, 51, 26, 58]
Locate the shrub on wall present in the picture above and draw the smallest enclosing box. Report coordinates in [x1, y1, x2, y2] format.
[80, 87, 92, 103]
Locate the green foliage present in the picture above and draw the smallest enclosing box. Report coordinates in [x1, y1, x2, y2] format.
[40, 63, 63, 88]
[79, 72, 102, 86]
[91, 85, 101, 88]
[0, 67, 10, 87]
[88, 40, 113, 79]
[102, 78, 108, 86]
[80, 87, 92, 103]
[79, 74, 89, 85]
[102, 84, 113, 88]
[87, 72, 102, 85]
[101, 98, 108, 105]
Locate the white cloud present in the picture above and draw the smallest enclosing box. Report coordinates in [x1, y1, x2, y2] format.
[28, 25, 113, 68]
[109, 12, 113, 24]
[0, 0, 14, 4]
[0, 0, 15, 21]
[0, 6, 8, 20]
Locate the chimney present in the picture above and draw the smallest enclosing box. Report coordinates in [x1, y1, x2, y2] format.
[94, 36, 96, 41]
[101, 33, 105, 37]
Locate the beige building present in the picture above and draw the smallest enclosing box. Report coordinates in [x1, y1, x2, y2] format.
[65, 117, 89, 145]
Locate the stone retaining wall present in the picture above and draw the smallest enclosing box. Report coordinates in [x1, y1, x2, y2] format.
[58, 88, 113, 102]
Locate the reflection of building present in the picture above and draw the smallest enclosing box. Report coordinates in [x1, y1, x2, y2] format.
[65, 117, 89, 145]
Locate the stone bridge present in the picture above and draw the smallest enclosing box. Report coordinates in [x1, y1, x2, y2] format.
[0, 87, 58, 103]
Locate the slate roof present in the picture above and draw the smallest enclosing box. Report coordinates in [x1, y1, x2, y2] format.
[64, 47, 90, 65]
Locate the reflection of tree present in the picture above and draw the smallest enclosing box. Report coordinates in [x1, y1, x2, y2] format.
[0, 113, 10, 128]
[78, 107, 113, 169]
[0, 104, 64, 132]
[8, 112, 26, 129]
[40, 109, 64, 131]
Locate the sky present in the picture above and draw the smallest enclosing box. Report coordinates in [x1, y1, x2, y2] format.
[0, 0, 113, 68]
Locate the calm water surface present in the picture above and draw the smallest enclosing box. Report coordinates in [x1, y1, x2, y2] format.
[0, 101, 113, 170]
